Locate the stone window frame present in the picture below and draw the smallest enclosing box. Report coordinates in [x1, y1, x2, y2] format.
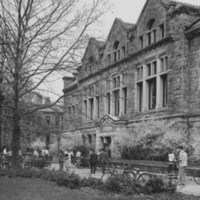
[89, 98, 94, 120]
[113, 75, 120, 89]
[106, 92, 111, 115]
[96, 96, 100, 119]
[122, 72, 129, 86]
[113, 40, 120, 62]
[122, 87, 128, 114]
[112, 75, 121, 116]
[160, 55, 168, 107]
[83, 99, 87, 120]
[113, 89, 120, 116]
[147, 18, 156, 46]
[46, 115, 50, 125]
[139, 35, 144, 49]
[88, 56, 94, 75]
[159, 23, 165, 39]
[136, 56, 169, 112]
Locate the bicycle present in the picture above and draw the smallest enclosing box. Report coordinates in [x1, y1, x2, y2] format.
[130, 167, 152, 186]
[192, 169, 200, 184]
[100, 163, 135, 182]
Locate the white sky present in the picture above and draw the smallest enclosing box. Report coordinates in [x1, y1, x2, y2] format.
[43, 0, 200, 101]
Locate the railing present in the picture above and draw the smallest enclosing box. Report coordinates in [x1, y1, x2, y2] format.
[109, 158, 200, 177]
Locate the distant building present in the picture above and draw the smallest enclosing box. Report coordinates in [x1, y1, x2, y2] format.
[1, 92, 63, 150]
[63, 0, 200, 157]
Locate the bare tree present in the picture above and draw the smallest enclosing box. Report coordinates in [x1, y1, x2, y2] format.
[0, 0, 109, 169]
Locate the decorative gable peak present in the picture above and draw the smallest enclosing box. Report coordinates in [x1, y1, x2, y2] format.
[82, 37, 106, 63]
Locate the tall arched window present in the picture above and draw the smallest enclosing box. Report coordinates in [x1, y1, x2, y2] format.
[88, 56, 94, 74]
[147, 19, 156, 45]
[113, 40, 120, 62]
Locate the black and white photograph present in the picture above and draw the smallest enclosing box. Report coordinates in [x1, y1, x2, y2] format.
[1, 0, 200, 199]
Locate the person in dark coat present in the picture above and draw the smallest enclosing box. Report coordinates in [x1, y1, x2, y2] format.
[89, 150, 98, 174]
[98, 148, 109, 174]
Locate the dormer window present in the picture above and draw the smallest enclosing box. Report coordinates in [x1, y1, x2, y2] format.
[147, 19, 156, 45]
[89, 65, 92, 74]
[139, 35, 144, 49]
[113, 40, 120, 62]
[88, 56, 94, 74]
[89, 56, 94, 63]
[159, 23, 165, 39]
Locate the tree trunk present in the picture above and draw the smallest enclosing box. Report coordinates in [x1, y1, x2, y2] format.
[11, 72, 21, 169]
[0, 99, 2, 151]
[11, 110, 21, 169]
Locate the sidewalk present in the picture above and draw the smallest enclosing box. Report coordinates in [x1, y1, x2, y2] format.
[50, 163, 102, 179]
[176, 177, 200, 196]
[50, 163, 200, 196]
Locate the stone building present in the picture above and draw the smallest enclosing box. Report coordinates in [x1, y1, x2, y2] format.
[63, 0, 200, 157]
[1, 93, 63, 150]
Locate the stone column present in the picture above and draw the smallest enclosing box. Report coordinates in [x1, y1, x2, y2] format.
[142, 64, 148, 111]
[86, 99, 90, 121]
[95, 135, 101, 152]
[135, 68, 138, 111]
[110, 92, 114, 115]
[119, 75, 123, 115]
[156, 58, 162, 109]
[93, 97, 97, 119]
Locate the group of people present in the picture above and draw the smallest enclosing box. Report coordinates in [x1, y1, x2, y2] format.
[89, 148, 109, 174]
[33, 147, 49, 159]
[168, 145, 188, 185]
[58, 148, 109, 174]
[58, 149, 80, 171]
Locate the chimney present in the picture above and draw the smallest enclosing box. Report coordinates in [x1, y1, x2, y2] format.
[63, 76, 76, 89]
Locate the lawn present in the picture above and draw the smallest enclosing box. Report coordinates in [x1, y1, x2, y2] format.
[0, 177, 199, 200]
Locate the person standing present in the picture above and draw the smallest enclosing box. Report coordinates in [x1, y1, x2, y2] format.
[68, 149, 74, 168]
[89, 150, 98, 174]
[168, 150, 176, 173]
[178, 146, 188, 185]
[98, 148, 109, 174]
[64, 149, 69, 171]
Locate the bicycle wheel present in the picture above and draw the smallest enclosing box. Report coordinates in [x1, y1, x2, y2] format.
[96, 165, 101, 172]
[194, 176, 200, 184]
[124, 171, 136, 180]
[101, 172, 113, 182]
[138, 173, 151, 186]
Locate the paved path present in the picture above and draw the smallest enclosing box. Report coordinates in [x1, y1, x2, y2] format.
[50, 163, 103, 179]
[50, 163, 200, 196]
[176, 177, 200, 196]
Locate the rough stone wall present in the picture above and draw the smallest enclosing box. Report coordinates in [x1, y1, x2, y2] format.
[187, 35, 200, 114]
[102, 19, 129, 67]
[136, 0, 167, 48]
[167, 11, 200, 114]
[62, 1, 200, 135]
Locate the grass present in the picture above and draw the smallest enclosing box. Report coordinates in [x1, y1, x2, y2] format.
[0, 177, 96, 200]
[0, 177, 199, 200]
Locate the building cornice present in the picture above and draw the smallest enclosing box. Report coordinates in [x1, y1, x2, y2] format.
[63, 83, 78, 93]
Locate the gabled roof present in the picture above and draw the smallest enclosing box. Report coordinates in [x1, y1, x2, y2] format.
[106, 18, 134, 41]
[117, 18, 134, 31]
[82, 38, 106, 62]
[136, 0, 169, 25]
[98, 114, 127, 127]
[136, 0, 200, 26]
[170, 0, 200, 9]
